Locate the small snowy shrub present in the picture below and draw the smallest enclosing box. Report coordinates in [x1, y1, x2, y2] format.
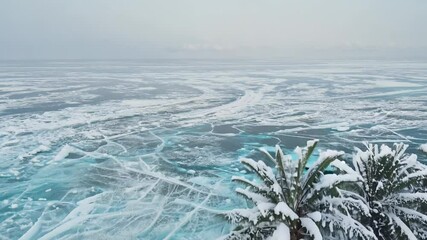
[353, 143, 427, 240]
[225, 140, 376, 240]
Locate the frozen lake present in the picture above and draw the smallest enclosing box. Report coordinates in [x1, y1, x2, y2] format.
[1, 60, 427, 239]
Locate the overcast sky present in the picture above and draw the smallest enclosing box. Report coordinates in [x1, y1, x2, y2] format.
[1, 0, 426, 60]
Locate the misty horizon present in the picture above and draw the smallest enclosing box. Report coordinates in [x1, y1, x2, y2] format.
[1, 0, 427, 60]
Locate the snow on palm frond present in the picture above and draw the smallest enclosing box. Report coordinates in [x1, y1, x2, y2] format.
[353, 143, 427, 240]
[224, 140, 376, 240]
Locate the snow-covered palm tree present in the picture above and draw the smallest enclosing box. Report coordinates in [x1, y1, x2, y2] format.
[353, 143, 427, 240]
[225, 140, 376, 240]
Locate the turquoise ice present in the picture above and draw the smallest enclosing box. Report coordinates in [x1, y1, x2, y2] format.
[1, 60, 427, 239]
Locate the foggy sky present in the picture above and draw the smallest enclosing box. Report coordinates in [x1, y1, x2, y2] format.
[1, 0, 427, 60]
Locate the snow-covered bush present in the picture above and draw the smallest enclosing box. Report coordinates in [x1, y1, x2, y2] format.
[353, 143, 427, 240]
[225, 140, 376, 240]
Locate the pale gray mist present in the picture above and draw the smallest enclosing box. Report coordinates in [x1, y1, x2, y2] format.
[1, 0, 426, 60]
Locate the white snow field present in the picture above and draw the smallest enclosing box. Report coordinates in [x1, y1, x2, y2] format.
[1, 60, 427, 239]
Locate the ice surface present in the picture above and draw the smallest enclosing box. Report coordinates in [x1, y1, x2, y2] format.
[1, 60, 427, 239]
